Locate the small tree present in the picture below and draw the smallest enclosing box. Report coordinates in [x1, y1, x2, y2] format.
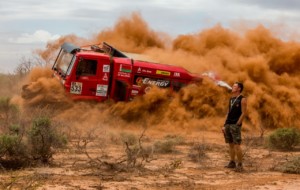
[14, 55, 46, 77]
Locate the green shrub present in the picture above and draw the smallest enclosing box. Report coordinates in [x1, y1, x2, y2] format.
[0, 134, 28, 169]
[8, 124, 22, 135]
[0, 101, 68, 168]
[0, 134, 20, 156]
[28, 117, 67, 163]
[0, 125, 24, 157]
[267, 128, 300, 150]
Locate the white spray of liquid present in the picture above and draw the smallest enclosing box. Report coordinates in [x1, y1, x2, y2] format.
[201, 71, 232, 90]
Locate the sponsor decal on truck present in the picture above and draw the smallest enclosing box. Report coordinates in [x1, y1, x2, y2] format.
[96, 84, 108, 97]
[156, 70, 170, 76]
[135, 76, 170, 87]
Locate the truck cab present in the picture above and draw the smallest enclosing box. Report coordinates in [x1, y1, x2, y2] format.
[52, 42, 202, 102]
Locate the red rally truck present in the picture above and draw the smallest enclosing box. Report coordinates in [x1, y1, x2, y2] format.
[52, 42, 202, 102]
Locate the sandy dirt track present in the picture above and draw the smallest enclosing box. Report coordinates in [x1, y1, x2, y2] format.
[1, 130, 299, 190]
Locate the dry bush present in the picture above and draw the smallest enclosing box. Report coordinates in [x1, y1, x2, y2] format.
[69, 126, 100, 152]
[119, 128, 155, 168]
[162, 159, 183, 172]
[240, 134, 268, 171]
[243, 135, 265, 148]
[109, 130, 151, 145]
[188, 142, 209, 163]
[0, 97, 20, 130]
[0, 171, 50, 189]
[14, 56, 46, 77]
[79, 128, 155, 171]
[154, 135, 185, 154]
[268, 154, 296, 172]
[0, 74, 22, 97]
[241, 135, 300, 173]
[108, 131, 121, 145]
[120, 132, 138, 146]
[280, 156, 300, 174]
[154, 140, 176, 154]
[163, 134, 186, 145]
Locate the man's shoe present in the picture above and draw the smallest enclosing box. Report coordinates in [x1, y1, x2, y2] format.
[235, 163, 243, 172]
[225, 161, 236, 168]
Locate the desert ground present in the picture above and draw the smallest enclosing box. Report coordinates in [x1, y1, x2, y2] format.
[1, 127, 299, 190]
[2, 13, 300, 190]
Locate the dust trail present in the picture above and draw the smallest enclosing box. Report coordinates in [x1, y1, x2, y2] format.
[13, 12, 300, 131]
[14, 67, 71, 108]
[165, 24, 300, 129]
[36, 35, 90, 65]
[95, 12, 165, 53]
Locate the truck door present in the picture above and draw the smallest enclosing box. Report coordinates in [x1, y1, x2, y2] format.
[70, 57, 110, 101]
[112, 80, 128, 101]
[110, 62, 132, 102]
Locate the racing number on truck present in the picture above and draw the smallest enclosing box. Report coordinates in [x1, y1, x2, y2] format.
[70, 82, 82, 94]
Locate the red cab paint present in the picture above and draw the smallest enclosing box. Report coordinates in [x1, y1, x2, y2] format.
[52, 42, 202, 102]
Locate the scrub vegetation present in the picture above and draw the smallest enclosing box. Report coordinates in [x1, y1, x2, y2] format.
[1, 13, 300, 189]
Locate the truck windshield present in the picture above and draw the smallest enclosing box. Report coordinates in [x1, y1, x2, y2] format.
[54, 49, 74, 75]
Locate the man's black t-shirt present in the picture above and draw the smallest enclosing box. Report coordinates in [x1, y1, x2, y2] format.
[225, 95, 244, 125]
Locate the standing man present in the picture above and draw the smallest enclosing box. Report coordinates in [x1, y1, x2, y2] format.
[223, 82, 247, 172]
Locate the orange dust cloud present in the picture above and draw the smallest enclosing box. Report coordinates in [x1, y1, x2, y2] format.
[35, 35, 90, 65]
[94, 12, 165, 53]
[20, 67, 71, 107]
[18, 12, 300, 132]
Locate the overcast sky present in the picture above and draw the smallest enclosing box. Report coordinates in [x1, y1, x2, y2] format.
[1, 0, 300, 73]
